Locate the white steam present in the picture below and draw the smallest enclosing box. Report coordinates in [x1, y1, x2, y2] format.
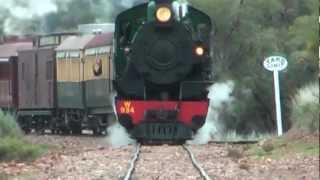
[290, 81, 319, 132]
[292, 82, 319, 106]
[106, 123, 136, 148]
[119, 0, 136, 8]
[188, 81, 235, 145]
[2, 0, 57, 19]
[106, 91, 136, 147]
[2, 0, 57, 34]
[117, 0, 146, 8]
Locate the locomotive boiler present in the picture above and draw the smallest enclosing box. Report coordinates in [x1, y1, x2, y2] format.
[113, 0, 213, 143]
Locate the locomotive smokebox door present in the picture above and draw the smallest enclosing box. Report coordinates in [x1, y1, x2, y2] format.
[130, 21, 193, 85]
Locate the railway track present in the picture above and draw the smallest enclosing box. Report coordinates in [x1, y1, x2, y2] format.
[123, 144, 141, 180]
[210, 140, 258, 145]
[123, 144, 212, 180]
[182, 145, 212, 180]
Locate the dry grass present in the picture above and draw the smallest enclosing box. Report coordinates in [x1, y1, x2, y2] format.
[215, 131, 270, 142]
[246, 133, 319, 159]
[290, 82, 319, 133]
[227, 147, 243, 160]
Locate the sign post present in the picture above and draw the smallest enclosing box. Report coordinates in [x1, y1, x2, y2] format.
[263, 55, 288, 136]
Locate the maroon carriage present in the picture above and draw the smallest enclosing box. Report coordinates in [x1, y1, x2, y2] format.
[0, 42, 32, 111]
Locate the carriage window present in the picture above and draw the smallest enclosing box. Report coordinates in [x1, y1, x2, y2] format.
[99, 46, 109, 54]
[69, 51, 80, 58]
[56, 51, 66, 59]
[85, 48, 96, 56]
[46, 61, 53, 80]
[39, 36, 59, 46]
[120, 23, 132, 46]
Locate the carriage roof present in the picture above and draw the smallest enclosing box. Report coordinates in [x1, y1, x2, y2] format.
[55, 34, 95, 51]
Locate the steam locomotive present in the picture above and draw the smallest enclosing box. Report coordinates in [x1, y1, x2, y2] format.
[113, 0, 213, 142]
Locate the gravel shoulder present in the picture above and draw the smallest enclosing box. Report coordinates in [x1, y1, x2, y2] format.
[1, 135, 134, 180]
[188, 132, 319, 180]
[0, 134, 318, 180]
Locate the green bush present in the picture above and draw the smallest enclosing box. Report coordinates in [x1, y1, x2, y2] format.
[0, 137, 46, 162]
[0, 109, 22, 138]
[0, 109, 46, 162]
[290, 82, 319, 132]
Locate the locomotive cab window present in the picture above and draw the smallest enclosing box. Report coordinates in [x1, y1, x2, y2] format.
[120, 23, 132, 46]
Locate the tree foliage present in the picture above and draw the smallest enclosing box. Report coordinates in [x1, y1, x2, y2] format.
[43, 0, 113, 32]
[190, 0, 318, 134]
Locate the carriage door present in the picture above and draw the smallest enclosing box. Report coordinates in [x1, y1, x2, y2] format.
[37, 49, 54, 109]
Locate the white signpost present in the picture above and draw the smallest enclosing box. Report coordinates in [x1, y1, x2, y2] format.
[263, 55, 288, 136]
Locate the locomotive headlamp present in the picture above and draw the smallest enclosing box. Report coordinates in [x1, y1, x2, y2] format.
[195, 46, 204, 56]
[156, 6, 172, 23]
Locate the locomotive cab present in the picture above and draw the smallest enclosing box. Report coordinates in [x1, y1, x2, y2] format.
[113, 0, 213, 143]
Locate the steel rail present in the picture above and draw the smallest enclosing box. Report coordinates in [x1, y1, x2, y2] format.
[210, 140, 258, 145]
[123, 143, 141, 180]
[182, 145, 212, 180]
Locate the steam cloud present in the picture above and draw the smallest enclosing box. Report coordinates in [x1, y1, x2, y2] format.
[1, 0, 57, 34]
[106, 123, 136, 147]
[105, 91, 136, 147]
[2, 0, 57, 18]
[188, 81, 235, 145]
[0, 0, 146, 35]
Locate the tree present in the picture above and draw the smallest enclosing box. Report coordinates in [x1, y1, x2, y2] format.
[190, 0, 318, 134]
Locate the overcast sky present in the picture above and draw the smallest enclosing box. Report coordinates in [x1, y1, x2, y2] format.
[0, 0, 148, 34]
[1, 0, 58, 19]
[0, 0, 147, 19]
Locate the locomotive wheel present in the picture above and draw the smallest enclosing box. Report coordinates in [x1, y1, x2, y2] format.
[22, 127, 31, 134]
[93, 127, 101, 136]
[35, 117, 45, 135]
[70, 122, 82, 135]
[60, 128, 71, 135]
[18, 116, 32, 134]
[72, 127, 82, 135]
[51, 129, 57, 134]
[93, 128, 98, 135]
[36, 128, 45, 135]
